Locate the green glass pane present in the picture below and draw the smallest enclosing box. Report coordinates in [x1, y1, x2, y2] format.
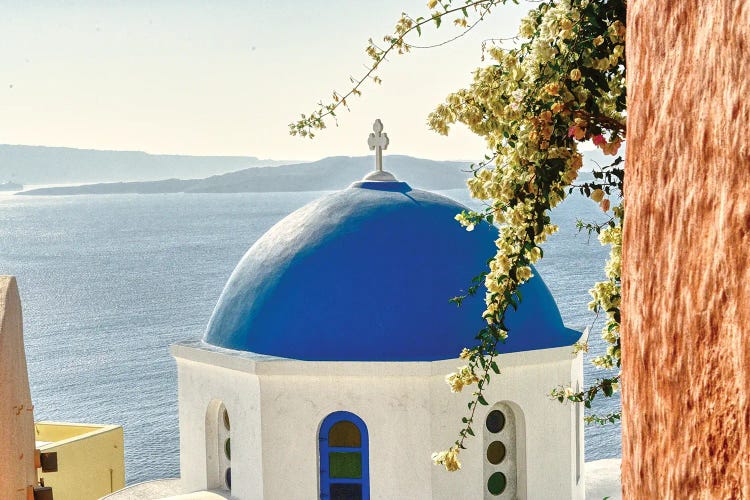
[329, 421, 361, 447]
[487, 472, 507, 495]
[224, 438, 231, 460]
[329, 452, 362, 478]
[486, 441, 506, 464]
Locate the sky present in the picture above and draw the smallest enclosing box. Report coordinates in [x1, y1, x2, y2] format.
[0, 0, 534, 161]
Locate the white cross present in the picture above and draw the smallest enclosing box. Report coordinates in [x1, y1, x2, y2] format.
[367, 119, 389, 173]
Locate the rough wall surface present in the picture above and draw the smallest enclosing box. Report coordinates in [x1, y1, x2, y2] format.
[0, 276, 37, 499]
[622, 2, 749, 498]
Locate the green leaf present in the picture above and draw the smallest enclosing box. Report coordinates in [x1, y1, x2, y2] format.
[477, 395, 488, 406]
[490, 361, 500, 374]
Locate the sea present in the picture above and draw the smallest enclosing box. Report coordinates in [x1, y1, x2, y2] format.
[0, 187, 621, 485]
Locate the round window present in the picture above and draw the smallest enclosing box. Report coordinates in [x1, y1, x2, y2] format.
[486, 441, 506, 464]
[486, 410, 506, 433]
[487, 471, 507, 495]
[223, 409, 231, 431]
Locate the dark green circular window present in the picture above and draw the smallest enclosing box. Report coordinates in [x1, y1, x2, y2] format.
[486, 410, 506, 433]
[487, 471, 507, 495]
[224, 438, 231, 460]
[486, 441, 506, 464]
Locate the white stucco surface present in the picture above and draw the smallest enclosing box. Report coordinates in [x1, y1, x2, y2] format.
[170, 340, 585, 500]
[584, 458, 621, 500]
[102, 460, 621, 499]
[101, 478, 182, 499]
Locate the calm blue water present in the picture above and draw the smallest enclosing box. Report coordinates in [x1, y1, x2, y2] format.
[0, 188, 620, 485]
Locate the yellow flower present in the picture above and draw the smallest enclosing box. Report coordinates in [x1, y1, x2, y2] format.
[427, 0, 438, 8]
[573, 340, 589, 354]
[569, 125, 586, 140]
[526, 246, 542, 263]
[601, 138, 622, 155]
[516, 266, 533, 281]
[570, 68, 582, 81]
[519, 17, 535, 38]
[432, 446, 462, 472]
[609, 20, 626, 41]
[444, 447, 462, 471]
[445, 372, 464, 393]
[593, 35, 604, 46]
[431, 450, 447, 466]
[590, 188, 604, 202]
[545, 82, 561, 96]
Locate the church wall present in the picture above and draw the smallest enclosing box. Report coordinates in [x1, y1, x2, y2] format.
[570, 347, 585, 494]
[429, 347, 584, 500]
[622, 1, 750, 497]
[174, 356, 263, 499]
[173, 343, 582, 499]
[257, 371, 434, 500]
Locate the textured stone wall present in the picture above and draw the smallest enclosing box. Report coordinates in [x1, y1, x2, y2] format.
[0, 276, 37, 499]
[622, 2, 749, 498]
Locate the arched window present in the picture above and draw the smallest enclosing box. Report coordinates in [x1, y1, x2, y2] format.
[205, 400, 232, 492]
[319, 411, 369, 500]
[220, 406, 231, 491]
[483, 402, 522, 499]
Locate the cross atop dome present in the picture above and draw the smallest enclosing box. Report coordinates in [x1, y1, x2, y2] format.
[363, 119, 397, 182]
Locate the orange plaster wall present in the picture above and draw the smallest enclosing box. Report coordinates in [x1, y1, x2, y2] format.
[622, 1, 750, 498]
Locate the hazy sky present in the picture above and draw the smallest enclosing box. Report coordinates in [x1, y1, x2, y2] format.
[1, 1, 533, 161]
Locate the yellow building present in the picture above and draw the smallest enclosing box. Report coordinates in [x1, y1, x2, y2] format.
[35, 422, 125, 500]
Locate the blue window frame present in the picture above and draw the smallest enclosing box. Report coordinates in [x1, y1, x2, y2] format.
[319, 411, 370, 500]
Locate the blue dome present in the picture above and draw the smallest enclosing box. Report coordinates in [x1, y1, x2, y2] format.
[204, 179, 578, 361]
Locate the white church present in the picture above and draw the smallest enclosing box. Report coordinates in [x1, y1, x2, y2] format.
[111, 121, 588, 499]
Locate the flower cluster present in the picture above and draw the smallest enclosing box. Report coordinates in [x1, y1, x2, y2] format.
[427, 0, 625, 469]
[445, 365, 481, 392]
[291, 0, 626, 470]
[431, 446, 462, 471]
[588, 214, 622, 369]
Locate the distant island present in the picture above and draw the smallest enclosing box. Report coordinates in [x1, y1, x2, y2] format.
[7, 143, 612, 196]
[0, 181, 23, 191]
[0, 144, 286, 185]
[18, 156, 474, 195]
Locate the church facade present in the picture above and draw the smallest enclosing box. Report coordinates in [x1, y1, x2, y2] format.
[172, 339, 583, 499]
[169, 122, 585, 499]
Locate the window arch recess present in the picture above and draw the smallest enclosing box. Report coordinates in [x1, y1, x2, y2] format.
[319, 411, 370, 500]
